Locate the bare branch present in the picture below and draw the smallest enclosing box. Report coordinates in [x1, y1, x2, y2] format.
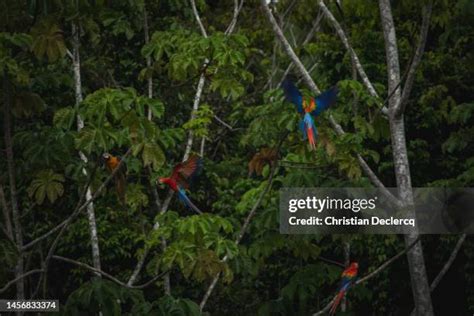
[3, 71, 25, 299]
[318, 1, 389, 116]
[0, 269, 44, 294]
[318, 256, 345, 268]
[409, 234, 466, 315]
[261, 1, 320, 94]
[0, 181, 13, 240]
[396, 2, 432, 117]
[272, 9, 324, 89]
[65, 48, 74, 60]
[430, 234, 466, 291]
[52, 255, 168, 289]
[190, 0, 208, 38]
[143, 1, 154, 119]
[213, 115, 234, 130]
[200, 133, 287, 311]
[225, 0, 244, 35]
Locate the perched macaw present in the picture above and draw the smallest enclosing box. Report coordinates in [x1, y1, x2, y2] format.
[329, 262, 359, 315]
[102, 153, 127, 205]
[158, 155, 203, 214]
[281, 77, 338, 150]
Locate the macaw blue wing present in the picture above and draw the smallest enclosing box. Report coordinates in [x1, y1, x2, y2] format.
[338, 276, 354, 292]
[281, 78, 303, 113]
[312, 85, 338, 116]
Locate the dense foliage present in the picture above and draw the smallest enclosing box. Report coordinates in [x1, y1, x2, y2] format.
[1, 0, 473, 315]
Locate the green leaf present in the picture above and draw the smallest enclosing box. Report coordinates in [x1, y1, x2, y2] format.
[31, 18, 66, 62]
[142, 142, 165, 170]
[54, 107, 76, 130]
[27, 169, 65, 204]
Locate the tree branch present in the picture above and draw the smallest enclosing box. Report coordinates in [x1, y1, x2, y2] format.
[190, 0, 208, 38]
[200, 133, 287, 311]
[0, 269, 44, 294]
[3, 71, 25, 300]
[318, 0, 389, 116]
[396, 2, 432, 117]
[272, 9, 324, 89]
[52, 255, 168, 289]
[224, 0, 244, 35]
[0, 181, 13, 240]
[261, 1, 320, 93]
[430, 234, 466, 291]
[408, 234, 466, 315]
[213, 115, 234, 130]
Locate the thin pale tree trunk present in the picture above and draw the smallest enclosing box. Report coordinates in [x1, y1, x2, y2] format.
[378, 0, 433, 314]
[72, 22, 102, 276]
[143, 2, 153, 119]
[0, 181, 13, 241]
[3, 72, 25, 303]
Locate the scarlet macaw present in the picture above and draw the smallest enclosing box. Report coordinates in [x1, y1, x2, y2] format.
[330, 262, 359, 315]
[158, 155, 203, 214]
[281, 77, 338, 150]
[102, 153, 127, 205]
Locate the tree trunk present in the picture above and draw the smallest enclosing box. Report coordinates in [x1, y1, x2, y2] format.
[3, 73, 25, 303]
[390, 118, 433, 315]
[143, 2, 153, 119]
[72, 22, 102, 276]
[378, 1, 434, 314]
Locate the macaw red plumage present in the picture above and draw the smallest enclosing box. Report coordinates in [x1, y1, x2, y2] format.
[281, 77, 338, 150]
[103, 153, 127, 205]
[158, 155, 203, 214]
[330, 262, 359, 315]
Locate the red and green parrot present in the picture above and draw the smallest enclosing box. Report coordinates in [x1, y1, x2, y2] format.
[329, 262, 359, 315]
[281, 77, 338, 150]
[158, 155, 203, 214]
[102, 153, 127, 205]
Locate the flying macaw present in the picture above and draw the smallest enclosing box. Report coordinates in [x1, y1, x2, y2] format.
[102, 153, 127, 205]
[281, 77, 338, 150]
[329, 262, 359, 315]
[158, 155, 203, 214]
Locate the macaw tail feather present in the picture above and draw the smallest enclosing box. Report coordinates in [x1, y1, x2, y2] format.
[178, 189, 203, 214]
[307, 126, 316, 150]
[304, 113, 317, 150]
[329, 290, 346, 315]
[115, 172, 127, 206]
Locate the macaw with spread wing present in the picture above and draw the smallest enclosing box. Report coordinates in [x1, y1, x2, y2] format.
[329, 262, 359, 315]
[281, 77, 338, 150]
[102, 153, 127, 205]
[158, 155, 203, 214]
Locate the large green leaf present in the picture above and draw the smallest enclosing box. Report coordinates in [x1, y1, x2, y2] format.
[31, 18, 66, 62]
[27, 169, 65, 204]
